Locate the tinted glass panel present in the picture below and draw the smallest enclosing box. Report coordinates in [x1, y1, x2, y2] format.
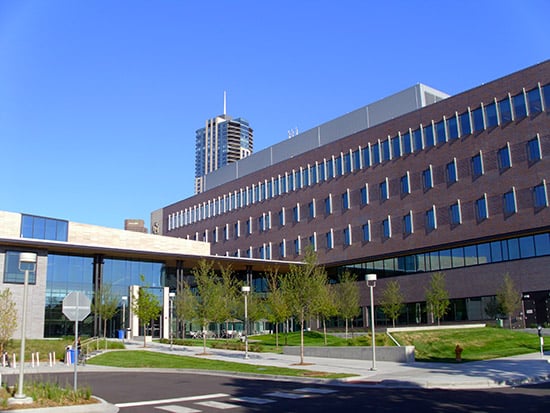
[459, 112, 471, 135]
[4, 251, 37, 284]
[527, 88, 542, 114]
[413, 129, 423, 151]
[424, 124, 435, 147]
[382, 140, 390, 161]
[543, 84, 550, 111]
[403, 132, 412, 154]
[447, 116, 459, 140]
[513, 93, 527, 119]
[485, 103, 498, 127]
[336, 157, 343, 176]
[439, 250, 452, 269]
[372, 143, 380, 164]
[499, 97, 513, 123]
[534, 233, 550, 255]
[391, 136, 401, 158]
[447, 161, 457, 183]
[452, 247, 465, 267]
[527, 138, 541, 161]
[507, 238, 520, 260]
[477, 243, 491, 264]
[352, 150, 361, 170]
[498, 147, 511, 170]
[362, 147, 370, 167]
[436, 120, 446, 143]
[519, 236, 536, 258]
[472, 108, 484, 132]
[464, 245, 478, 265]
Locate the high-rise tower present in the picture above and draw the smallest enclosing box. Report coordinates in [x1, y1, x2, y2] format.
[194, 94, 253, 193]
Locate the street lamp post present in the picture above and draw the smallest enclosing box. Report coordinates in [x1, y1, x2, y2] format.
[169, 292, 175, 350]
[366, 273, 377, 371]
[121, 296, 128, 342]
[241, 286, 250, 359]
[10, 252, 37, 405]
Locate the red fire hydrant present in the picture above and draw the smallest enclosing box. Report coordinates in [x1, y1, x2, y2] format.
[455, 344, 463, 362]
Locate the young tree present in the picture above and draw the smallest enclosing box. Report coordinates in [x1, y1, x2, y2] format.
[0, 288, 17, 354]
[191, 259, 225, 354]
[425, 272, 450, 325]
[281, 248, 328, 364]
[334, 271, 361, 339]
[317, 283, 337, 345]
[175, 280, 198, 338]
[132, 276, 162, 348]
[92, 283, 119, 341]
[264, 267, 291, 348]
[217, 264, 239, 338]
[380, 280, 404, 328]
[497, 273, 522, 329]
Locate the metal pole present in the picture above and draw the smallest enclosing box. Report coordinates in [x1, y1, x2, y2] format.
[14, 268, 30, 400]
[170, 296, 173, 351]
[370, 284, 376, 371]
[244, 292, 249, 359]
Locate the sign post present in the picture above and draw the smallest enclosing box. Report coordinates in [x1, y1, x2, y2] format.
[62, 292, 91, 391]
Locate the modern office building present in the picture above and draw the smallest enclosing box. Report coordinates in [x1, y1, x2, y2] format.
[157, 61, 550, 327]
[0, 211, 295, 339]
[194, 108, 254, 194]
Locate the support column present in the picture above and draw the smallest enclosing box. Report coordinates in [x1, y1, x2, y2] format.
[93, 255, 104, 337]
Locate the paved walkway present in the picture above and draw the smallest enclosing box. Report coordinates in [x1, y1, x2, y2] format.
[2, 340, 549, 390]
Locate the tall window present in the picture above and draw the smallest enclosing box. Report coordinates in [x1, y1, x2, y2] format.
[279, 209, 285, 226]
[503, 188, 517, 215]
[309, 200, 316, 218]
[325, 194, 333, 214]
[485, 102, 498, 128]
[446, 159, 458, 183]
[293, 204, 300, 222]
[294, 237, 301, 255]
[527, 136, 542, 162]
[413, 128, 423, 151]
[326, 230, 334, 249]
[513, 92, 527, 119]
[403, 212, 413, 235]
[309, 233, 317, 251]
[234, 221, 240, 239]
[476, 194, 489, 221]
[499, 97, 513, 123]
[459, 111, 471, 136]
[534, 181, 548, 208]
[527, 87, 543, 115]
[344, 225, 352, 246]
[382, 216, 392, 239]
[426, 206, 437, 231]
[423, 166, 433, 190]
[279, 240, 286, 258]
[400, 172, 410, 195]
[380, 178, 389, 200]
[342, 189, 350, 210]
[471, 152, 484, 178]
[472, 107, 485, 132]
[498, 144, 512, 171]
[362, 221, 371, 242]
[424, 123, 435, 147]
[450, 201, 462, 225]
[360, 184, 369, 205]
[447, 115, 459, 140]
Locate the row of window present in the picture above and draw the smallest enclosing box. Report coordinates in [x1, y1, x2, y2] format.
[167, 82, 550, 231]
[20, 214, 68, 242]
[198, 179, 547, 246]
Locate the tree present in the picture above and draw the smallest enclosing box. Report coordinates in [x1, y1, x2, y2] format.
[191, 259, 225, 354]
[497, 273, 522, 329]
[0, 288, 17, 354]
[380, 280, 404, 328]
[264, 267, 291, 348]
[217, 264, 240, 338]
[281, 248, 328, 364]
[425, 272, 450, 325]
[175, 280, 197, 338]
[91, 283, 119, 341]
[334, 271, 361, 339]
[317, 283, 337, 345]
[132, 276, 162, 348]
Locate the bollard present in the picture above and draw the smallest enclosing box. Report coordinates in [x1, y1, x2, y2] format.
[37, 352, 40, 367]
[53, 351, 56, 366]
[12, 353, 16, 369]
[31, 352, 35, 368]
[49, 352, 53, 367]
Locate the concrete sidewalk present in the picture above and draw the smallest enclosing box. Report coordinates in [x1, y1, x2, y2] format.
[2, 339, 549, 390]
[125, 339, 550, 389]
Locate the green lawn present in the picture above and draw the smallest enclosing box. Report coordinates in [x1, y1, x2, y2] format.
[393, 327, 546, 362]
[86, 350, 353, 379]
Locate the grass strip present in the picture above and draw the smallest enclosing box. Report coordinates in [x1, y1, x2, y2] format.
[87, 350, 354, 379]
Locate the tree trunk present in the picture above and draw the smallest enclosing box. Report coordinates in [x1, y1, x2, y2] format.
[323, 319, 327, 345]
[202, 323, 207, 354]
[275, 323, 279, 349]
[143, 324, 147, 348]
[345, 318, 349, 339]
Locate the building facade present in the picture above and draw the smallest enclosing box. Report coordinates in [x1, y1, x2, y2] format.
[0, 211, 294, 339]
[159, 61, 550, 327]
[195, 114, 253, 194]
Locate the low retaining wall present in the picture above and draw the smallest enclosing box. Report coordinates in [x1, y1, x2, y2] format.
[282, 345, 415, 363]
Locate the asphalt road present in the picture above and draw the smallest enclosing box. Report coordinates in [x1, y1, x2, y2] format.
[14, 371, 550, 412]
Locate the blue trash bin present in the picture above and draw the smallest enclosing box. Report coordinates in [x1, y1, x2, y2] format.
[118, 329, 124, 339]
[68, 349, 76, 364]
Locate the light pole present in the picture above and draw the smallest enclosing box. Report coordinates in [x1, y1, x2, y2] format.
[241, 285, 250, 359]
[169, 292, 175, 350]
[121, 296, 128, 342]
[366, 273, 377, 371]
[10, 252, 37, 405]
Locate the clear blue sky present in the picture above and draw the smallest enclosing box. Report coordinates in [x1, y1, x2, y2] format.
[1, 1, 548, 230]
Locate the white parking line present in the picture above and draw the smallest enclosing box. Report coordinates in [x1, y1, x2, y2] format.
[115, 393, 229, 408]
[155, 405, 201, 413]
[231, 396, 275, 405]
[196, 400, 238, 409]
